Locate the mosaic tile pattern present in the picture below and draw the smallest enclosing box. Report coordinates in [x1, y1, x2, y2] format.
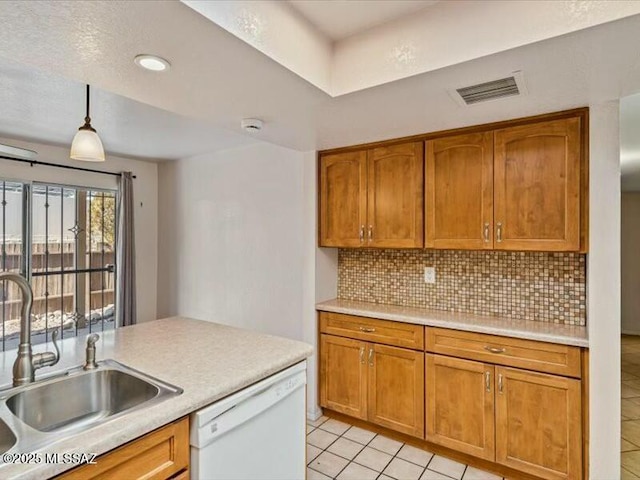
[337, 249, 586, 326]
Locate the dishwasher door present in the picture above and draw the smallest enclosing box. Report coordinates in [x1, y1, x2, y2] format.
[190, 361, 307, 480]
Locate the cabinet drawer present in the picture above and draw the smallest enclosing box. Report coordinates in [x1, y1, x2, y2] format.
[57, 417, 189, 480]
[320, 312, 424, 350]
[425, 327, 581, 378]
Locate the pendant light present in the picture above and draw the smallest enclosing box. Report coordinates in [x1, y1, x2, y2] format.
[70, 84, 105, 162]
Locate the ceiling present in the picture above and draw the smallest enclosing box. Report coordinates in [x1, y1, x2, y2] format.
[0, 58, 256, 161]
[0, 1, 639, 170]
[287, 0, 439, 41]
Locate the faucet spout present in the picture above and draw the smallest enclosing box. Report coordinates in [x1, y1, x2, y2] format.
[0, 272, 60, 386]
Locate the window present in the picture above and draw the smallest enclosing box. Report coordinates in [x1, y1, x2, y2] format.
[0, 180, 117, 351]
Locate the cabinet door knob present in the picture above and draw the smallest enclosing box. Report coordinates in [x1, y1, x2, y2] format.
[359, 225, 365, 244]
[359, 326, 376, 333]
[496, 222, 503, 243]
[367, 225, 373, 243]
[485, 371, 491, 393]
[483, 223, 490, 243]
[484, 346, 506, 354]
[498, 373, 504, 393]
[368, 347, 374, 367]
[359, 347, 365, 364]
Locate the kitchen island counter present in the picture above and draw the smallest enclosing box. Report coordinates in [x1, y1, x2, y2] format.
[0, 317, 313, 479]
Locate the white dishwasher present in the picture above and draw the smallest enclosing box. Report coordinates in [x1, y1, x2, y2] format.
[190, 361, 307, 480]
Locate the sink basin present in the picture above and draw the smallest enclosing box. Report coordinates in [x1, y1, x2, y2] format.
[2, 360, 182, 436]
[7, 369, 159, 433]
[0, 418, 16, 454]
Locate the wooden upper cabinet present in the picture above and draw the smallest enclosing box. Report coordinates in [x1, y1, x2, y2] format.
[494, 118, 581, 251]
[320, 334, 368, 420]
[368, 344, 424, 438]
[426, 132, 494, 249]
[495, 367, 582, 480]
[367, 142, 424, 248]
[319, 151, 367, 247]
[426, 354, 495, 460]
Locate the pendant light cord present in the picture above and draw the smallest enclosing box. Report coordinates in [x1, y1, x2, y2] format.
[85, 84, 91, 123]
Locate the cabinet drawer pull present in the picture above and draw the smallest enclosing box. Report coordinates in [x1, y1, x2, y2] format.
[485, 371, 491, 393]
[359, 347, 365, 364]
[496, 222, 503, 243]
[484, 346, 506, 354]
[498, 373, 504, 393]
[368, 347, 374, 367]
[359, 326, 376, 333]
[483, 223, 490, 243]
[359, 225, 365, 244]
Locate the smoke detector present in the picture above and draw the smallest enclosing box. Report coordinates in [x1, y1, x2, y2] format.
[241, 118, 263, 132]
[449, 71, 528, 106]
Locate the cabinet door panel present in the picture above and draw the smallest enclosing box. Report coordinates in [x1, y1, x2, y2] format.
[320, 334, 368, 419]
[368, 344, 424, 438]
[426, 354, 495, 460]
[495, 367, 582, 480]
[426, 132, 494, 249]
[319, 151, 367, 247]
[58, 417, 189, 480]
[367, 142, 424, 248]
[494, 118, 581, 251]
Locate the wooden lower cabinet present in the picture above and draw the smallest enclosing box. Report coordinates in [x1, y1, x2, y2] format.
[425, 354, 495, 460]
[320, 334, 424, 437]
[369, 344, 424, 438]
[320, 334, 368, 419]
[320, 315, 587, 480]
[57, 417, 189, 480]
[495, 367, 582, 480]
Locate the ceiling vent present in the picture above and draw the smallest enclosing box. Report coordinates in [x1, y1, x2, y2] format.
[450, 71, 527, 106]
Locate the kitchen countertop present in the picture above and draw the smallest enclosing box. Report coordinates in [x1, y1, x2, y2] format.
[317, 299, 589, 347]
[0, 317, 313, 479]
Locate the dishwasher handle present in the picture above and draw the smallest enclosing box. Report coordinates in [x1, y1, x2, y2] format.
[191, 369, 306, 449]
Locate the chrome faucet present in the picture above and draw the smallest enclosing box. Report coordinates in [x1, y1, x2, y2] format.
[83, 334, 100, 370]
[0, 272, 60, 386]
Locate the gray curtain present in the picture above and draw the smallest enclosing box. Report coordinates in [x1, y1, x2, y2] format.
[116, 172, 136, 327]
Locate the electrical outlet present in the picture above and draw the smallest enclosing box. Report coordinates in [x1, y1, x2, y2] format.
[424, 266, 436, 284]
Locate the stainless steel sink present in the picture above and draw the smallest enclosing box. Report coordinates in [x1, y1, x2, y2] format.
[0, 418, 16, 454]
[7, 369, 161, 433]
[0, 359, 182, 455]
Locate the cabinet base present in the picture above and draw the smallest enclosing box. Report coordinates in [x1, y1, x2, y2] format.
[323, 409, 556, 480]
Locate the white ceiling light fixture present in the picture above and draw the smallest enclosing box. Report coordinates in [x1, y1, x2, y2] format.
[70, 84, 105, 162]
[134, 54, 171, 72]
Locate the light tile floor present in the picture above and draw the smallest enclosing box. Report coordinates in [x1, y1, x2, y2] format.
[622, 335, 640, 479]
[307, 417, 503, 480]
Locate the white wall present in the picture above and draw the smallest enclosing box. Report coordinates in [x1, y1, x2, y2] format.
[301, 152, 338, 419]
[156, 144, 302, 325]
[622, 192, 640, 334]
[157, 142, 336, 418]
[156, 142, 304, 336]
[588, 102, 621, 477]
[0, 137, 159, 324]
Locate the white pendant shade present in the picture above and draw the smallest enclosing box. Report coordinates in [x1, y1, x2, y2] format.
[70, 128, 105, 162]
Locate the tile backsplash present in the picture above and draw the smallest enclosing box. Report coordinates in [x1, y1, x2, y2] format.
[338, 249, 586, 326]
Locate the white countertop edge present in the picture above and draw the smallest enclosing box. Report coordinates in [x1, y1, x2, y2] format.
[317, 301, 589, 348]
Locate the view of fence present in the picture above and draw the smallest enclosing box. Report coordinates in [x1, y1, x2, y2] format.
[1, 182, 117, 350]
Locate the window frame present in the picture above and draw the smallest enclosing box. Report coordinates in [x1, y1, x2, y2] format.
[1, 177, 119, 350]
